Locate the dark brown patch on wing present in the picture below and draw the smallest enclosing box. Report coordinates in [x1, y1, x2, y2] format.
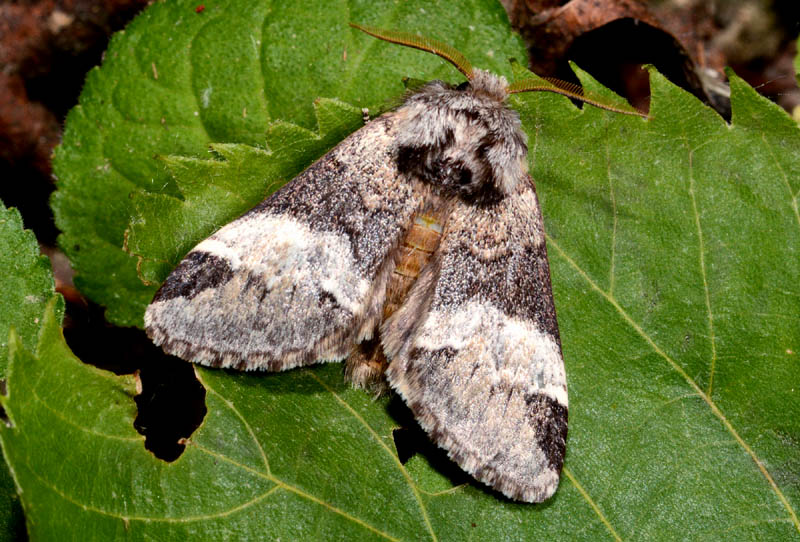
[525, 393, 568, 471]
[430, 213, 561, 341]
[154, 252, 234, 302]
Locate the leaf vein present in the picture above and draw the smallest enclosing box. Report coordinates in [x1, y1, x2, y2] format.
[607, 130, 618, 296]
[563, 467, 623, 541]
[27, 376, 141, 443]
[20, 453, 280, 523]
[760, 132, 800, 231]
[200, 374, 270, 475]
[548, 237, 800, 534]
[189, 441, 399, 540]
[306, 371, 437, 542]
[419, 483, 468, 497]
[687, 149, 717, 397]
[187, 21, 214, 141]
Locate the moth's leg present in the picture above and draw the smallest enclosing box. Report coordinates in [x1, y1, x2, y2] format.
[344, 337, 389, 395]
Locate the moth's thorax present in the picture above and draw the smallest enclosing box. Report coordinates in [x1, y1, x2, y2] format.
[393, 69, 528, 205]
[467, 68, 510, 101]
[345, 69, 530, 387]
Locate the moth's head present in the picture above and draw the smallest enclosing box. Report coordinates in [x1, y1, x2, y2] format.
[348, 24, 522, 202]
[393, 75, 526, 204]
[350, 23, 646, 204]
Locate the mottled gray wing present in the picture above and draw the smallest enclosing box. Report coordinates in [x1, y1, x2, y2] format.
[145, 115, 424, 371]
[382, 178, 568, 503]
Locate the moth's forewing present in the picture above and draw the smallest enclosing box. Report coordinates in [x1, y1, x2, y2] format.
[145, 115, 423, 371]
[383, 179, 567, 503]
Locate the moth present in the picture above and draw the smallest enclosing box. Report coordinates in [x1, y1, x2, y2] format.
[145, 24, 644, 503]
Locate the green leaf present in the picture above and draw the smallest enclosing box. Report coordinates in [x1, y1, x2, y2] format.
[34, 0, 800, 538]
[513, 66, 800, 538]
[126, 98, 365, 284]
[0, 205, 64, 377]
[8, 70, 800, 539]
[1, 301, 143, 540]
[0, 201, 64, 540]
[50, 0, 524, 327]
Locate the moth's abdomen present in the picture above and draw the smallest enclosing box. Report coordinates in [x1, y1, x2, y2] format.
[344, 208, 446, 391]
[383, 211, 445, 318]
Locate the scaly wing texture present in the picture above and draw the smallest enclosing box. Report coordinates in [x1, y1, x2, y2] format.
[383, 178, 568, 502]
[146, 115, 424, 370]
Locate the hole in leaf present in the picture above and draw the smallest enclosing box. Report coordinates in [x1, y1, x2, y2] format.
[387, 396, 471, 485]
[392, 427, 423, 465]
[563, 18, 730, 117]
[0, 379, 10, 427]
[133, 355, 206, 461]
[8, 493, 26, 542]
[63, 299, 206, 462]
[563, 19, 659, 112]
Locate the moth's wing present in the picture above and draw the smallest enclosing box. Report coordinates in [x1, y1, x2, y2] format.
[382, 179, 568, 503]
[145, 115, 424, 371]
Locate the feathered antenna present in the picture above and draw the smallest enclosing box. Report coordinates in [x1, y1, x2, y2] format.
[351, 23, 648, 118]
[349, 23, 474, 80]
[508, 76, 648, 118]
